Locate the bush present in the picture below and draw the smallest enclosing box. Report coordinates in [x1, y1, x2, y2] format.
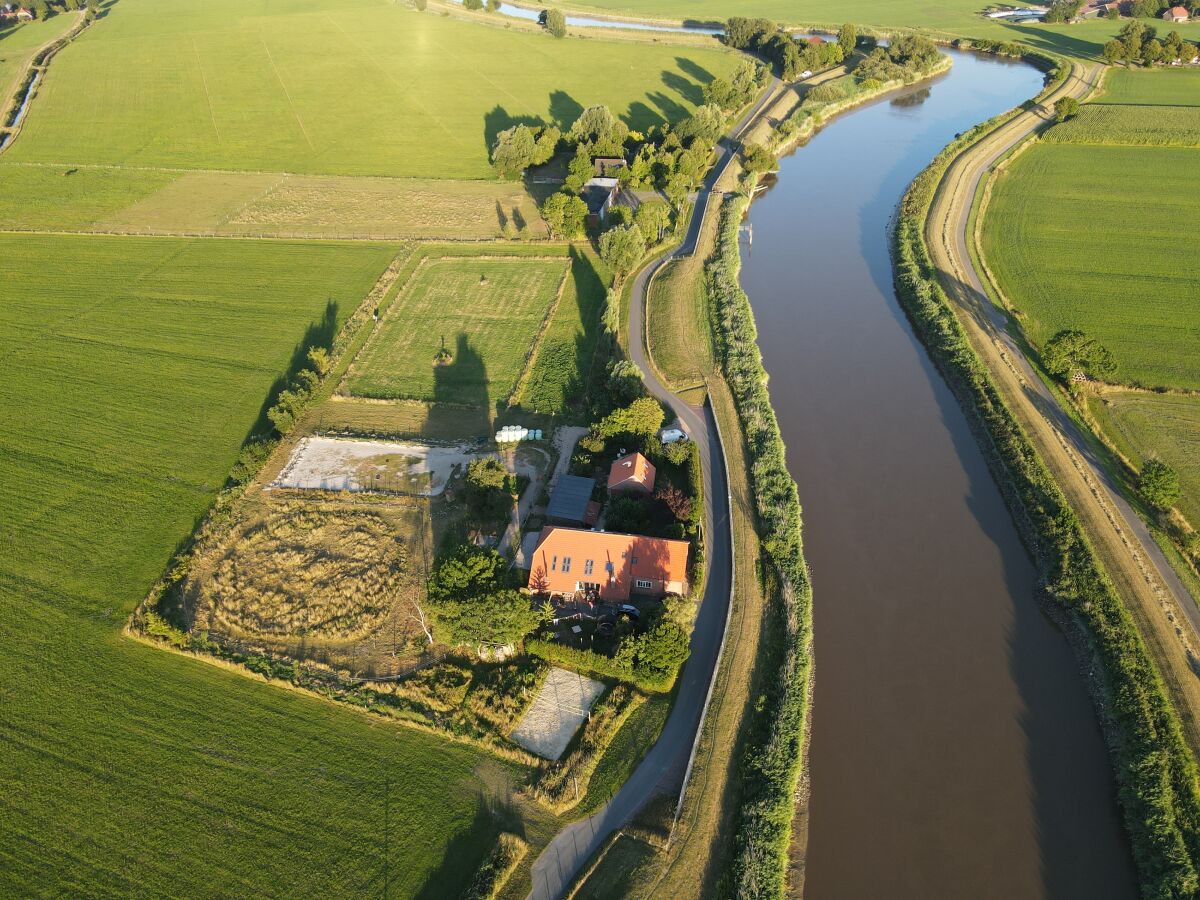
[544, 7, 566, 37]
[229, 438, 277, 486]
[805, 81, 847, 104]
[1139, 459, 1181, 512]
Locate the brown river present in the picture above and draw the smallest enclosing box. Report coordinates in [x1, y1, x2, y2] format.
[738, 50, 1138, 898]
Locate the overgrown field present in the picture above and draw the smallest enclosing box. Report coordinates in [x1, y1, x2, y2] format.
[1093, 390, 1200, 528]
[1042, 103, 1200, 147]
[344, 255, 569, 406]
[185, 493, 432, 668]
[0, 164, 551, 239]
[4, 0, 740, 179]
[0, 233, 520, 896]
[984, 140, 1200, 390]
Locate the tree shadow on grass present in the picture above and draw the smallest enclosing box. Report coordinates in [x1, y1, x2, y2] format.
[661, 70, 705, 107]
[549, 89, 584, 131]
[645, 90, 690, 125]
[246, 298, 340, 439]
[675, 56, 715, 85]
[623, 100, 666, 132]
[483, 105, 547, 156]
[1000, 23, 1103, 61]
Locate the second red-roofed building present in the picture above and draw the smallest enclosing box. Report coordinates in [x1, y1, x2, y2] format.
[607, 451, 656, 496]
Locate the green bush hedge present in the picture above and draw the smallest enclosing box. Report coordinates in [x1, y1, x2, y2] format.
[705, 192, 813, 897]
[892, 80, 1200, 897]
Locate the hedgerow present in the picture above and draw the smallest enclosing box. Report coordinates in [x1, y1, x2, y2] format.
[892, 85, 1200, 898]
[705, 191, 813, 897]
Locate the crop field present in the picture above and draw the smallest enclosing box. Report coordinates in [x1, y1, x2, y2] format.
[344, 255, 569, 406]
[0, 163, 551, 238]
[5, 0, 740, 179]
[1093, 390, 1200, 528]
[1042, 103, 1200, 147]
[0, 232, 525, 895]
[983, 142, 1200, 390]
[1097, 67, 1200, 106]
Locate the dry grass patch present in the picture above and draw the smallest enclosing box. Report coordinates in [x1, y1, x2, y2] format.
[185, 492, 433, 671]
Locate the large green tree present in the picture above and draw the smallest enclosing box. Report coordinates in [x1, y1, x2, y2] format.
[598, 224, 646, 278]
[1042, 329, 1117, 382]
[597, 396, 664, 439]
[1139, 460, 1182, 512]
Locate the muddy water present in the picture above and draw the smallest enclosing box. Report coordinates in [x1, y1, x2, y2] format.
[738, 51, 1138, 897]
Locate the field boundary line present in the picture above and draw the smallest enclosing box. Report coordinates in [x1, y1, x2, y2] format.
[258, 32, 314, 150]
[191, 39, 222, 143]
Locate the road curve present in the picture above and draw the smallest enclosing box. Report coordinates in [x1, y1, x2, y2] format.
[926, 64, 1200, 641]
[526, 80, 779, 900]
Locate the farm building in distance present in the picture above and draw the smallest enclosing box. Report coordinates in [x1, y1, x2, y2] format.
[1163, 5, 1189, 20]
[546, 474, 599, 526]
[607, 452, 656, 496]
[527, 526, 689, 601]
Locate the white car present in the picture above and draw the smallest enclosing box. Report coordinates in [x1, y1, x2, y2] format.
[660, 428, 688, 444]
[799, 70, 814, 79]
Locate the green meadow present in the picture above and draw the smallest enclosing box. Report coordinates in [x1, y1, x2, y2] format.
[0, 233, 530, 895]
[983, 71, 1200, 392]
[1093, 390, 1200, 528]
[529, 0, 1200, 57]
[4, 0, 739, 179]
[0, 12, 79, 106]
[1097, 66, 1200, 105]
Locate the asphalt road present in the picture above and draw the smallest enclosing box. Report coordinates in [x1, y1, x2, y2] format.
[525, 80, 779, 900]
[932, 64, 1200, 638]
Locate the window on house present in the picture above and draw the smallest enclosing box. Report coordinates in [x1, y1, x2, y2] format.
[631, 556, 638, 565]
[584, 559, 593, 576]
[635, 579, 652, 589]
[551, 555, 557, 571]
[562, 557, 571, 573]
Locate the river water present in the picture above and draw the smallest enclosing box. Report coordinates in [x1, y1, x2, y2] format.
[738, 51, 1138, 897]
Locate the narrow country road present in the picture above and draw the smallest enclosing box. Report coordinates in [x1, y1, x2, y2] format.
[526, 78, 780, 900]
[926, 63, 1200, 674]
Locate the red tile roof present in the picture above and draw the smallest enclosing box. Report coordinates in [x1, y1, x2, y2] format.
[527, 526, 689, 601]
[608, 452, 656, 494]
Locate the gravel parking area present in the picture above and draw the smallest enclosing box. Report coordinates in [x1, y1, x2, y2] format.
[273, 436, 479, 496]
[511, 667, 606, 760]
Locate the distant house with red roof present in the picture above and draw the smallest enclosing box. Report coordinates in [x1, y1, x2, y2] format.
[607, 452, 656, 496]
[527, 526, 689, 601]
[806, 34, 825, 45]
[0, 5, 35, 20]
[1163, 5, 1189, 20]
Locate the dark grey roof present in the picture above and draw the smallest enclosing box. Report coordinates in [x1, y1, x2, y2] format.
[582, 184, 612, 215]
[547, 475, 594, 523]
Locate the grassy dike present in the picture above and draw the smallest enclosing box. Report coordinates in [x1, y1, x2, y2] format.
[895, 93, 1200, 897]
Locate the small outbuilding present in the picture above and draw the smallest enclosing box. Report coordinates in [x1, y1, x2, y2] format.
[546, 474, 596, 526]
[608, 452, 656, 496]
[1163, 5, 1188, 20]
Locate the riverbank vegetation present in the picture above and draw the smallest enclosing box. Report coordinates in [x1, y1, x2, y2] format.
[897, 97, 1200, 897]
[983, 66, 1200, 569]
[705, 192, 813, 896]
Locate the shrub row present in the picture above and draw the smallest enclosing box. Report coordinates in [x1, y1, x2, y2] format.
[893, 94, 1200, 898]
[461, 832, 528, 900]
[525, 638, 675, 693]
[704, 191, 813, 897]
[533, 684, 644, 812]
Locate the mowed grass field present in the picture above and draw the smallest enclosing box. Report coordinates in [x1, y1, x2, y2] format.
[1097, 67, 1200, 105]
[4, 0, 740, 179]
[0, 164, 551, 239]
[342, 242, 610, 418]
[983, 71, 1200, 391]
[0, 233, 522, 896]
[1093, 390, 1200, 527]
[345, 255, 568, 406]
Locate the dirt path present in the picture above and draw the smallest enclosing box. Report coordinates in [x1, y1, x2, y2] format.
[925, 60, 1200, 753]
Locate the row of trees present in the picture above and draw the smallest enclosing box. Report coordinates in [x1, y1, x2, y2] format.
[13, 0, 94, 20]
[854, 34, 942, 82]
[723, 17, 854, 80]
[1104, 22, 1198, 64]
